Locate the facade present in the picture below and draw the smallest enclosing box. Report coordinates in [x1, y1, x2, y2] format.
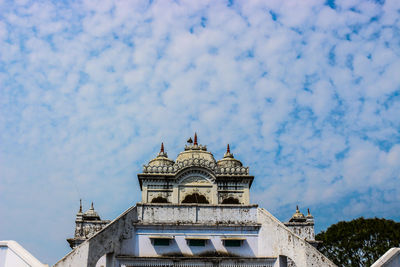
[55, 135, 336, 267]
[0, 240, 47, 267]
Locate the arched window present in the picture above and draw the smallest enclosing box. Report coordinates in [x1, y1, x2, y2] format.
[151, 196, 169, 203]
[221, 197, 240, 204]
[181, 193, 209, 204]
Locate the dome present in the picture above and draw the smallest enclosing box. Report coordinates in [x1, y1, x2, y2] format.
[175, 133, 216, 163]
[84, 202, 100, 220]
[289, 206, 306, 222]
[217, 144, 243, 168]
[148, 143, 175, 167]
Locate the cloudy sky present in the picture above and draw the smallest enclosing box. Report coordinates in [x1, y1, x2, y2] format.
[1, 0, 400, 264]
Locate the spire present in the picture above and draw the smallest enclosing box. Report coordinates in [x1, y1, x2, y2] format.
[160, 142, 164, 153]
[296, 205, 299, 212]
[194, 132, 198, 146]
[79, 199, 82, 213]
[223, 143, 234, 158]
[306, 208, 314, 219]
[91, 202, 94, 210]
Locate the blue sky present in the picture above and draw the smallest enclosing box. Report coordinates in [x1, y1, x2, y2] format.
[1, 0, 400, 264]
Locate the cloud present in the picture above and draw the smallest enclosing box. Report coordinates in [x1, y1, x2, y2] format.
[1, 0, 400, 264]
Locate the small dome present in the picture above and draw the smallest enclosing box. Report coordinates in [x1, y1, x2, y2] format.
[84, 202, 100, 220]
[175, 133, 216, 163]
[289, 205, 306, 222]
[217, 144, 243, 168]
[148, 143, 175, 167]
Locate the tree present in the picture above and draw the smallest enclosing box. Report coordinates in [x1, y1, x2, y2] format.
[316, 217, 400, 267]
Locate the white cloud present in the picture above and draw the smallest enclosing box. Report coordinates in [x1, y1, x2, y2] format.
[1, 0, 400, 264]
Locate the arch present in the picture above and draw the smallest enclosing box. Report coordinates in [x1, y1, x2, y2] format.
[181, 193, 209, 204]
[221, 197, 240, 204]
[176, 168, 216, 185]
[151, 196, 169, 203]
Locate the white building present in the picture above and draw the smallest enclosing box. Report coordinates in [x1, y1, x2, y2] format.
[0, 240, 47, 267]
[55, 135, 336, 267]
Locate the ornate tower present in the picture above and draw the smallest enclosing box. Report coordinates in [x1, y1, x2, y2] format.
[138, 134, 253, 205]
[67, 200, 110, 249]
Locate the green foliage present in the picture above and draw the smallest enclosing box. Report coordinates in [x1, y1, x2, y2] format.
[316, 217, 400, 267]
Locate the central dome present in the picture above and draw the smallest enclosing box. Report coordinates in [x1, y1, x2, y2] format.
[175, 133, 216, 163]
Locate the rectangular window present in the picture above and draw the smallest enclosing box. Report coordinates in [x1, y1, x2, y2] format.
[188, 239, 206, 246]
[153, 239, 170, 246]
[223, 240, 242, 247]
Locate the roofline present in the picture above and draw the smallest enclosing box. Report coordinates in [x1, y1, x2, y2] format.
[0, 240, 47, 267]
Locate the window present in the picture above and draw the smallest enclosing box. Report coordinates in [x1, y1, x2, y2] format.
[153, 238, 170, 246]
[223, 239, 242, 247]
[181, 193, 209, 204]
[188, 239, 206, 246]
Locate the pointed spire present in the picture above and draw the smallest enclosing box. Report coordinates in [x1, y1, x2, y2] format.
[296, 205, 299, 212]
[79, 199, 82, 213]
[194, 132, 198, 146]
[160, 142, 164, 153]
[91, 202, 94, 210]
[227, 144, 230, 154]
[307, 208, 310, 215]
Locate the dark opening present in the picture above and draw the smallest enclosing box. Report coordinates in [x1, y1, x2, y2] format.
[153, 239, 170, 246]
[188, 239, 206, 246]
[224, 240, 242, 247]
[151, 196, 169, 203]
[181, 193, 209, 204]
[221, 197, 240, 204]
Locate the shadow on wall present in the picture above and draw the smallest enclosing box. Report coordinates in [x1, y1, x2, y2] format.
[224, 240, 255, 257]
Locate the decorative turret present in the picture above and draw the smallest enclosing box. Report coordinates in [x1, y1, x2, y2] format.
[67, 201, 110, 249]
[83, 202, 101, 220]
[147, 142, 175, 167]
[284, 206, 317, 247]
[217, 144, 243, 168]
[306, 208, 314, 222]
[289, 205, 306, 222]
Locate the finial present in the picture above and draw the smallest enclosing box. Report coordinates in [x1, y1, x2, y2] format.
[227, 144, 230, 153]
[160, 142, 164, 153]
[307, 208, 310, 215]
[296, 205, 299, 212]
[194, 132, 198, 146]
[79, 199, 82, 213]
[91, 202, 94, 210]
[187, 137, 193, 144]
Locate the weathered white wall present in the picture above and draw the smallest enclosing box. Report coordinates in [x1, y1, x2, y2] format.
[54, 204, 337, 267]
[137, 203, 259, 224]
[257, 209, 336, 267]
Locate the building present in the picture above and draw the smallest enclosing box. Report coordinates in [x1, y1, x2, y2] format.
[55, 134, 336, 267]
[0, 240, 48, 267]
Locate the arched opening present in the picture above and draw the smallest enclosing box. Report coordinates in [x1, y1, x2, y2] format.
[221, 197, 240, 204]
[181, 193, 209, 204]
[151, 196, 169, 203]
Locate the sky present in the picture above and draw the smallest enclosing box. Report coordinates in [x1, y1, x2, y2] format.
[0, 0, 400, 265]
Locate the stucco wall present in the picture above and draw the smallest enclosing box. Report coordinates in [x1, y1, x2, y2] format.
[257, 209, 336, 267]
[54, 205, 336, 267]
